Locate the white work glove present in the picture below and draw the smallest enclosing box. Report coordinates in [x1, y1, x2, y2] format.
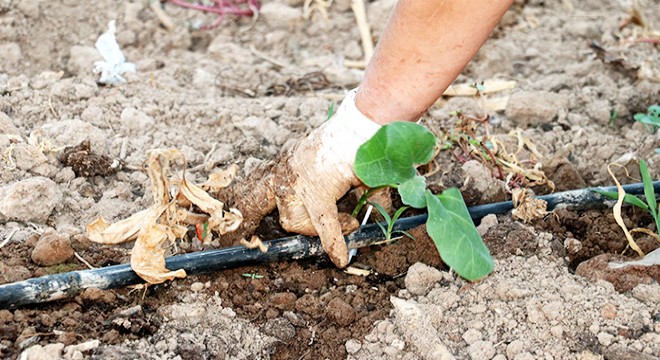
[281, 89, 382, 267]
[221, 89, 381, 267]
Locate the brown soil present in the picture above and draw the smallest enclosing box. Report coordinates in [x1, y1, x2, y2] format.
[0, 0, 659, 359]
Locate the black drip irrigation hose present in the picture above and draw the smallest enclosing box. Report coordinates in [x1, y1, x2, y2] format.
[1, 181, 659, 308]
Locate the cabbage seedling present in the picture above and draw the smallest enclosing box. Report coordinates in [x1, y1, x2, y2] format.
[354, 122, 494, 280]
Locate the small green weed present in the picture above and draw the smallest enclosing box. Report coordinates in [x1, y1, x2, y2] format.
[634, 105, 660, 130]
[368, 202, 414, 241]
[354, 122, 493, 280]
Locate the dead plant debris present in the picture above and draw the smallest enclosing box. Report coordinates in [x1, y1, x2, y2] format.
[265, 71, 332, 96]
[59, 140, 122, 177]
[430, 112, 554, 192]
[86, 149, 243, 284]
[511, 188, 548, 223]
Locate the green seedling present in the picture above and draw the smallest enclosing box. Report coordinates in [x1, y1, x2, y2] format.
[368, 202, 414, 241]
[354, 122, 493, 280]
[595, 159, 660, 236]
[634, 105, 660, 129]
[242, 273, 264, 279]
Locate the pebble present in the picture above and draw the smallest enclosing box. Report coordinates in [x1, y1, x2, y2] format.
[19, 343, 64, 360]
[258, 3, 302, 30]
[462, 329, 483, 345]
[600, 303, 617, 320]
[631, 284, 660, 304]
[220, 307, 236, 318]
[326, 298, 356, 326]
[505, 91, 567, 127]
[120, 108, 155, 132]
[345, 339, 362, 354]
[0, 177, 62, 223]
[190, 282, 204, 292]
[261, 318, 295, 341]
[270, 292, 297, 311]
[31, 232, 74, 266]
[404, 262, 443, 296]
[467, 340, 496, 360]
[597, 332, 615, 346]
[506, 339, 525, 358]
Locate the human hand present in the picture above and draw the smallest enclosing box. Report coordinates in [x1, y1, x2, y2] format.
[221, 90, 381, 267]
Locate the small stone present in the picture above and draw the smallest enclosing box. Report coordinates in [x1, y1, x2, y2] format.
[345, 339, 362, 354]
[19, 343, 65, 360]
[514, 352, 535, 360]
[0, 177, 62, 223]
[259, 3, 302, 30]
[477, 214, 499, 236]
[0, 111, 20, 136]
[404, 262, 443, 296]
[462, 329, 483, 345]
[506, 339, 525, 358]
[190, 282, 204, 292]
[79, 288, 116, 304]
[505, 91, 567, 127]
[261, 318, 295, 341]
[0, 262, 31, 284]
[63, 340, 100, 358]
[31, 233, 74, 266]
[550, 325, 564, 338]
[597, 332, 615, 346]
[221, 307, 236, 318]
[600, 303, 617, 320]
[391, 338, 405, 350]
[468, 340, 496, 360]
[120, 108, 155, 132]
[575, 253, 660, 292]
[541, 302, 563, 321]
[326, 298, 356, 327]
[631, 284, 660, 304]
[270, 292, 297, 311]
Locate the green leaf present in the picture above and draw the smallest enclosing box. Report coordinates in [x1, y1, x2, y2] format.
[425, 189, 493, 280]
[399, 176, 427, 208]
[368, 202, 392, 226]
[391, 206, 410, 223]
[355, 122, 437, 187]
[594, 190, 649, 210]
[640, 160, 657, 219]
[648, 105, 660, 120]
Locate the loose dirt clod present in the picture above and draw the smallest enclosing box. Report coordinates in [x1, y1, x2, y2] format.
[59, 140, 121, 177]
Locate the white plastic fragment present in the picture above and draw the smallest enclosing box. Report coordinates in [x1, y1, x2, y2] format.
[93, 20, 136, 84]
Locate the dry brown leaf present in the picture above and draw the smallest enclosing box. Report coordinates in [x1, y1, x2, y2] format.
[607, 164, 645, 257]
[131, 224, 187, 284]
[511, 188, 547, 223]
[86, 148, 243, 285]
[202, 164, 239, 192]
[179, 178, 243, 235]
[240, 235, 269, 253]
[87, 206, 165, 245]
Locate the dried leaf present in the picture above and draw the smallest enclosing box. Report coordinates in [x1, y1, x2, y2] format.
[179, 178, 243, 234]
[202, 164, 239, 191]
[511, 188, 547, 223]
[607, 164, 644, 257]
[240, 235, 269, 253]
[87, 207, 165, 245]
[131, 223, 187, 284]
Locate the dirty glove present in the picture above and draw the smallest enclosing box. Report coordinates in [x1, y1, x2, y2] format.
[221, 89, 381, 267]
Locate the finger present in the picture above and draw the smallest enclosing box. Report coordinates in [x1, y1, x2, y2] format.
[297, 185, 350, 268]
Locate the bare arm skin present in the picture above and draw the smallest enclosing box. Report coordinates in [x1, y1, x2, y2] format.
[356, 0, 514, 124]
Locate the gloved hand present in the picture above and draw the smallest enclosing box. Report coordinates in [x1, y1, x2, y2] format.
[219, 89, 382, 267]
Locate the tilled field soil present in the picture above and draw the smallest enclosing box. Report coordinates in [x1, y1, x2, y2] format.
[0, 0, 659, 359]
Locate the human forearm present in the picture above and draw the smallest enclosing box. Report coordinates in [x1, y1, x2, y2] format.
[356, 0, 513, 124]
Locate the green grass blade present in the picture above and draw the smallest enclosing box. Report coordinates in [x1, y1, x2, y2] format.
[640, 160, 657, 217]
[368, 201, 392, 225]
[391, 206, 410, 223]
[593, 190, 649, 210]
